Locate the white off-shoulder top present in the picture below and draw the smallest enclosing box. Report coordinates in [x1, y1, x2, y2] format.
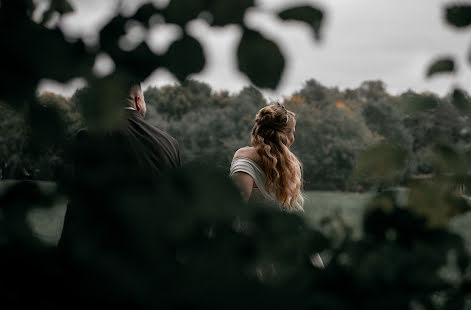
[230, 157, 278, 206]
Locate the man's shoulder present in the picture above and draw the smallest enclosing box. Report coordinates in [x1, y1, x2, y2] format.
[139, 119, 179, 149]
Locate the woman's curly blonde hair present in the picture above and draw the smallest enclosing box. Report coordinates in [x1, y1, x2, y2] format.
[251, 103, 304, 211]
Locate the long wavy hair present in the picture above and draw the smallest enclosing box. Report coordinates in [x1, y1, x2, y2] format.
[251, 103, 304, 211]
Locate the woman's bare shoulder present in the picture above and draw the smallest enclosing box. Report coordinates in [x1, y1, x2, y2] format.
[233, 146, 261, 163]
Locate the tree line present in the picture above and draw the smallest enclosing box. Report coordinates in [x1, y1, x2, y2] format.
[2, 78, 470, 191]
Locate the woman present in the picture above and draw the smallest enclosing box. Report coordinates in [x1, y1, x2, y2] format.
[230, 103, 304, 212]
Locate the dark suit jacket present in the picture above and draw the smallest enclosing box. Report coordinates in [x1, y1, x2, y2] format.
[116, 109, 181, 174]
[59, 109, 181, 249]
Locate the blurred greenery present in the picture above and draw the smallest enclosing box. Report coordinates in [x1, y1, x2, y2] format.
[5, 79, 471, 193]
[427, 58, 455, 78]
[2, 0, 471, 309]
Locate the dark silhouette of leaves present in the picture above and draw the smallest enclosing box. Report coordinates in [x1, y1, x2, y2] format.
[445, 4, 471, 28]
[162, 0, 208, 26]
[113, 43, 162, 81]
[28, 101, 68, 151]
[207, 0, 254, 26]
[0, 18, 92, 104]
[354, 142, 408, 184]
[99, 15, 128, 55]
[41, 0, 74, 24]
[237, 29, 285, 89]
[278, 5, 324, 40]
[426, 57, 455, 77]
[74, 74, 131, 132]
[164, 34, 206, 82]
[132, 3, 160, 26]
[452, 88, 471, 116]
[153, 0, 255, 27]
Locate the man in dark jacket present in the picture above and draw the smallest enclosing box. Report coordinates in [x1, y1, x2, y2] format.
[117, 82, 181, 174]
[58, 82, 181, 280]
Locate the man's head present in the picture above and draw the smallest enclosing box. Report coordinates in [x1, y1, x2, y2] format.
[127, 83, 146, 118]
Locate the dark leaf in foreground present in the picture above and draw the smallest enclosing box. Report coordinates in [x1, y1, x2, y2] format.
[28, 101, 67, 150]
[207, 0, 254, 26]
[426, 57, 455, 78]
[99, 15, 127, 55]
[445, 5, 471, 28]
[50, 0, 74, 14]
[113, 43, 162, 81]
[164, 35, 206, 82]
[162, 0, 208, 26]
[75, 75, 129, 132]
[132, 3, 160, 26]
[237, 29, 285, 89]
[354, 143, 408, 184]
[278, 5, 324, 40]
[452, 88, 471, 116]
[0, 17, 93, 104]
[41, 0, 74, 24]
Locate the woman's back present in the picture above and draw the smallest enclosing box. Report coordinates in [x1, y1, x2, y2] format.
[230, 103, 303, 211]
[230, 147, 278, 206]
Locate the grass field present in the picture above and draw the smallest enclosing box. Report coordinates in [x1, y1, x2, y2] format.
[2, 180, 471, 250]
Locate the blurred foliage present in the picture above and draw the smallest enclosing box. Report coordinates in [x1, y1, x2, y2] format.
[427, 58, 455, 78]
[278, 6, 324, 40]
[445, 5, 471, 28]
[4, 77, 471, 193]
[237, 29, 285, 89]
[354, 143, 409, 187]
[1, 0, 471, 309]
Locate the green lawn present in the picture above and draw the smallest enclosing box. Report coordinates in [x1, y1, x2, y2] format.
[2, 180, 471, 250]
[303, 191, 373, 229]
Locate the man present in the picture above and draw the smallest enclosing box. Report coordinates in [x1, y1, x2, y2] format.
[57, 82, 182, 305]
[59, 81, 181, 247]
[119, 82, 181, 174]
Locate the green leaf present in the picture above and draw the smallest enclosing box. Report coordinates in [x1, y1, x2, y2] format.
[162, 0, 208, 26]
[207, 0, 254, 26]
[432, 143, 471, 177]
[4, 20, 93, 84]
[445, 5, 471, 28]
[426, 57, 455, 78]
[113, 43, 162, 81]
[452, 88, 471, 116]
[132, 3, 160, 26]
[52, 0, 74, 14]
[354, 143, 408, 184]
[76, 75, 130, 133]
[164, 35, 206, 82]
[99, 16, 128, 54]
[237, 29, 285, 89]
[41, 0, 74, 24]
[278, 5, 324, 40]
[28, 99, 67, 149]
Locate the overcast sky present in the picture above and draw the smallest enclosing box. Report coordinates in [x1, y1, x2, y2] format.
[37, 0, 471, 99]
